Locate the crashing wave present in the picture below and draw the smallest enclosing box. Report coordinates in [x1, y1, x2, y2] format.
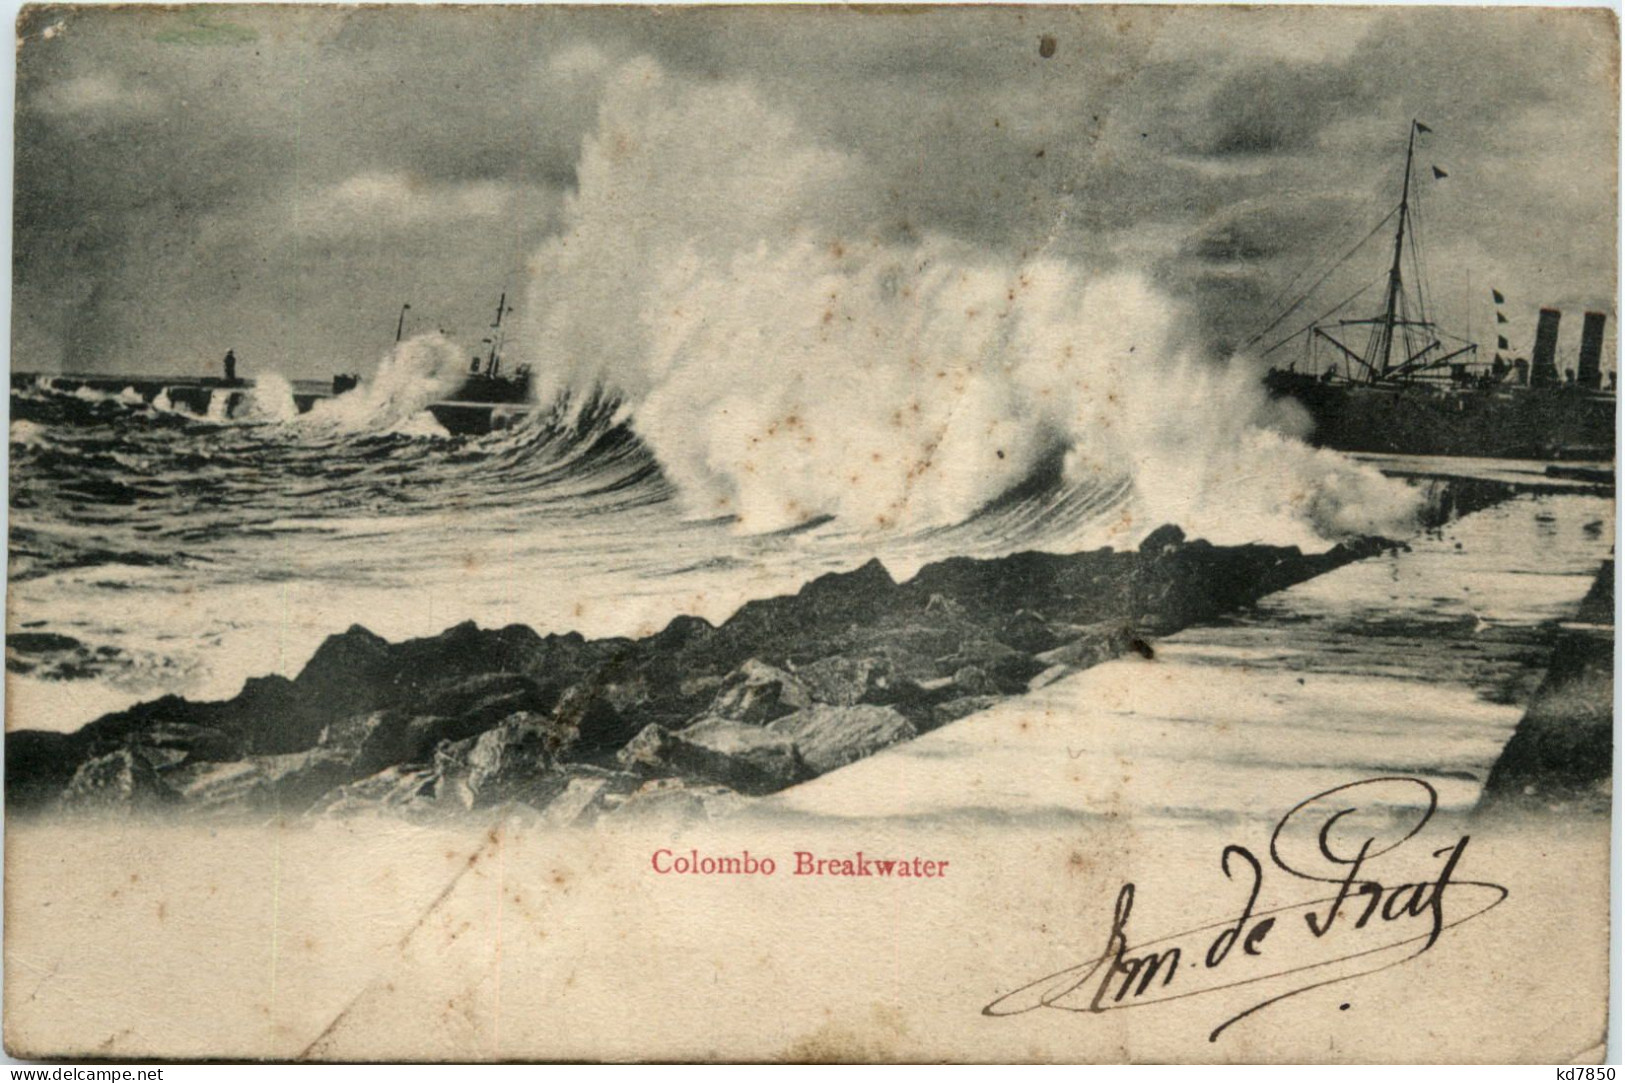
[516, 56, 1422, 547]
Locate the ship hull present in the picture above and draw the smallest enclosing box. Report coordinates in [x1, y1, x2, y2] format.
[445, 372, 531, 405]
[1266, 372, 1616, 460]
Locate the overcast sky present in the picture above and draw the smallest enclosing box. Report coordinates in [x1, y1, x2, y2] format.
[13, 4, 1619, 381]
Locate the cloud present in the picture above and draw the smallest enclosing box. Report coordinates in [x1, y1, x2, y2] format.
[36, 74, 159, 120]
[10, 5, 1616, 379]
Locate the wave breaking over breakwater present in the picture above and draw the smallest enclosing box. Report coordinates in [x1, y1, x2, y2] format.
[7, 60, 1437, 741]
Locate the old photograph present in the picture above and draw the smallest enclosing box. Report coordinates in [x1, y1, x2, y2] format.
[3, 3, 1617, 1062]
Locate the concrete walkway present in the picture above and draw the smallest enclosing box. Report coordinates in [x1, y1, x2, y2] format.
[758, 491, 1613, 825]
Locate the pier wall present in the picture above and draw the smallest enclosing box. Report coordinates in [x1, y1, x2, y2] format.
[12, 372, 525, 435]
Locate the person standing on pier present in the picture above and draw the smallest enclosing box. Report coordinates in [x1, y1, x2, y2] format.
[223, 349, 238, 384]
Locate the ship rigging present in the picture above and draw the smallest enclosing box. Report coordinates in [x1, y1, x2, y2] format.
[1255, 119, 1483, 387]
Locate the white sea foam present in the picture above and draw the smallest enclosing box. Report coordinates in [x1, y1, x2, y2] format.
[10, 419, 50, 448]
[238, 371, 301, 423]
[204, 388, 232, 422]
[151, 389, 191, 416]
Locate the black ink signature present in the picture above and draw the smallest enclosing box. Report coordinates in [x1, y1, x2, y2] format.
[982, 777, 1509, 1042]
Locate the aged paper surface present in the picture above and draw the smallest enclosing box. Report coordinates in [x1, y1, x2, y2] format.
[3, 3, 1617, 1063]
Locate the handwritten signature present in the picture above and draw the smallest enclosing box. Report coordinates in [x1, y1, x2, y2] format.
[982, 777, 1508, 1042]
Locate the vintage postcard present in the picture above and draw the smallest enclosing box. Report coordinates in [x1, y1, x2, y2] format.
[3, 3, 1617, 1063]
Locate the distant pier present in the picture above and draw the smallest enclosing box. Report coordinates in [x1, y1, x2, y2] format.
[10, 371, 534, 435]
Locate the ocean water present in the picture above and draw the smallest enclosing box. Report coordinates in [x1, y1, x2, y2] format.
[7, 349, 1431, 737]
[6, 374, 1151, 734]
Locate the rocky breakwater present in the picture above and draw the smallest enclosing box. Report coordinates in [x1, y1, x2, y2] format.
[7, 526, 1397, 823]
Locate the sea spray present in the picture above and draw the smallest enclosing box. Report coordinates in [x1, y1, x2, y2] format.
[300, 333, 462, 436]
[238, 371, 300, 423]
[519, 57, 1421, 544]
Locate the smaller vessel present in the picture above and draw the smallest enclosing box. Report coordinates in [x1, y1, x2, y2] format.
[14, 294, 539, 436]
[323, 293, 535, 434]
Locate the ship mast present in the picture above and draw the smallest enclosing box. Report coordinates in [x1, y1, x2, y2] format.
[1255, 120, 1476, 383]
[1375, 123, 1419, 379]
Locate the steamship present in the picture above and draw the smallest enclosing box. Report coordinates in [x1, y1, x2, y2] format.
[1260, 121, 1616, 461]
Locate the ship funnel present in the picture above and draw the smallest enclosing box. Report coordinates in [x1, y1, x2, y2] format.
[1530, 307, 1562, 388]
[1577, 311, 1606, 390]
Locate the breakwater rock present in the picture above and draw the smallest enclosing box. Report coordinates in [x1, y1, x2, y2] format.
[7, 526, 1397, 822]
